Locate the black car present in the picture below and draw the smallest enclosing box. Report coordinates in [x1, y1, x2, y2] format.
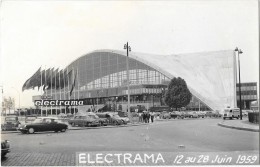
[18, 117, 68, 134]
[1, 140, 10, 158]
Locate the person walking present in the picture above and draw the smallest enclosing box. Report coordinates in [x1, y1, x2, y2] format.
[142, 111, 146, 123]
[138, 112, 143, 122]
[151, 112, 154, 123]
[147, 112, 150, 123]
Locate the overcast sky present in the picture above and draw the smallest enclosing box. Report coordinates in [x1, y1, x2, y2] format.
[0, 0, 259, 108]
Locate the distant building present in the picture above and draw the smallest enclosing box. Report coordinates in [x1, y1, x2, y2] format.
[236, 82, 258, 110]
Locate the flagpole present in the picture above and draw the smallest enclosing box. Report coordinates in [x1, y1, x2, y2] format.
[67, 68, 70, 115]
[45, 66, 47, 116]
[55, 69, 57, 116]
[77, 68, 79, 115]
[41, 67, 43, 116]
[51, 69, 53, 116]
[63, 70, 66, 114]
[59, 70, 61, 115]
[73, 67, 75, 114]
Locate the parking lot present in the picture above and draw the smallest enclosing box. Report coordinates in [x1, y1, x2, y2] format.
[1, 118, 259, 166]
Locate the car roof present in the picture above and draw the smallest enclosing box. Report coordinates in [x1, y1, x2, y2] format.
[37, 117, 58, 119]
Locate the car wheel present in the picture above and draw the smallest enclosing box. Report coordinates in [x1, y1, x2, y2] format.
[61, 129, 66, 132]
[28, 128, 35, 134]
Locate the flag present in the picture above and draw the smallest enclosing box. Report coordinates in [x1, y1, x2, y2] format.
[70, 69, 77, 96]
[22, 67, 41, 91]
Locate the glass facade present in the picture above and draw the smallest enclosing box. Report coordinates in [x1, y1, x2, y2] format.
[236, 82, 258, 109]
[43, 51, 212, 111]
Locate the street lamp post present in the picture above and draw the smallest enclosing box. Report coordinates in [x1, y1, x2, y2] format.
[234, 47, 243, 120]
[124, 42, 132, 122]
[12, 87, 20, 116]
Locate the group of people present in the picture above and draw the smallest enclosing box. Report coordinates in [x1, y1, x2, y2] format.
[138, 110, 155, 123]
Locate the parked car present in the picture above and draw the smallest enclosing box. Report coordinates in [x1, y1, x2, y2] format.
[197, 111, 206, 118]
[1, 116, 20, 131]
[25, 116, 37, 124]
[170, 111, 181, 119]
[205, 111, 214, 117]
[183, 111, 192, 118]
[160, 111, 171, 119]
[189, 111, 199, 118]
[18, 117, 68, 134]
[178, 111, 185, 119]
[1, 140, 10, 158]
[113, 114, 129, 124]
[86, 112, 109, 126]
[96, 112, 124, 125]
[242, 110, 250, 117]
[68, 115, 100, 127]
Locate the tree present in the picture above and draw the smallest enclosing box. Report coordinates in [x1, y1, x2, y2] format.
[3, 97, 15, 115]
[165, 77, 192, 110]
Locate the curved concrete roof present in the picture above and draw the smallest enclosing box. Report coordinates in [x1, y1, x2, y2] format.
[68, 49, 237, 112]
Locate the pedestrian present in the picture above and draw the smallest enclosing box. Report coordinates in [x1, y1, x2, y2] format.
[143, 111, 147, 123]
[151, 112, 154, 123]
[138, 112, 143, 122]
[147, 112, 150, 123]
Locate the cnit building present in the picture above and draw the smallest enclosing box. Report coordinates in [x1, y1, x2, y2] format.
[27, 49, 239, 115]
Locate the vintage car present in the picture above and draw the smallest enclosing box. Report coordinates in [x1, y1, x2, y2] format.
[96, 112, 124, 125]
[170, 111, 180, 119]
[18, 117, 68, 134]
[189, 111, 199, 118]
[160, 111, 171, 119]
[112, 113, 129, 124]
[197, 111, 206, 118]
[1, 140, 10, 158]
[183, 111, 192, 118]
[25, 116, 37, 123]
[1, 116, 20, 131]
[68, 115, 100, 127]
[86, 112, 109, 126]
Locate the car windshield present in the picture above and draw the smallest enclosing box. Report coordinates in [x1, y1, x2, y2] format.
[26, 117, 36, 120]
[33, 118, 43, 123]
[113, 115, 121, 118]
[5, 117, 16, 121]
[88, 115, 99, 119]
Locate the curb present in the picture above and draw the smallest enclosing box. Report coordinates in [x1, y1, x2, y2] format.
[217, 122, 259, 132]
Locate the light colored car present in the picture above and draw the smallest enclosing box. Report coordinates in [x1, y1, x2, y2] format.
[68, 115, 100, 127]
[189, 111, 199, 118]
[1, 116, 21, 131]
[197, 111, 206, 118]
[86, 112, 109, 126]
[160, 111, 171, 119]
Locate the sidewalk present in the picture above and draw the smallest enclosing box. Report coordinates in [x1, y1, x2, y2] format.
[218, 119, 259, 132]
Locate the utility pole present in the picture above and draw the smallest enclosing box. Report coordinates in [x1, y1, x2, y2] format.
[124, 42, 132, 122]
[234, 47, 243, 120]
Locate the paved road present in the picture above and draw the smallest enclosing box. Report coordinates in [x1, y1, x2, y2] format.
[1, 118, 259, 166]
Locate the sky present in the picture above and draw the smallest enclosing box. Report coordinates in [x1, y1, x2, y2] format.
[0, 0, 259, 108]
